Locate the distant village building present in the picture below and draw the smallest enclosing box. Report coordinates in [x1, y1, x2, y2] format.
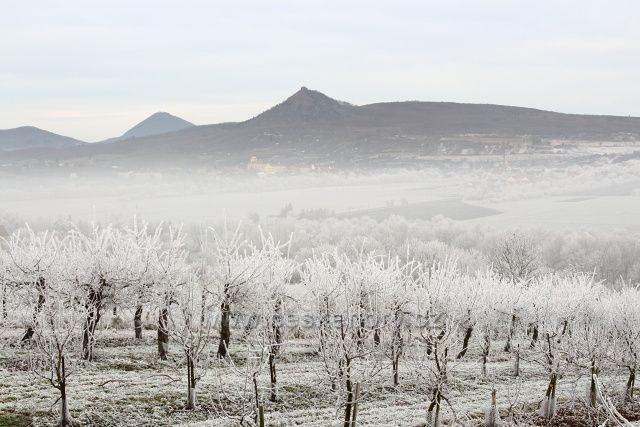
[247, 156, 287, 174]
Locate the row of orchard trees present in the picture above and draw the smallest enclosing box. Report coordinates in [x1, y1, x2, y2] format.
[306, 255, 640, 425]
[0, 222, 296, 426]
[1, 222, 639, 426]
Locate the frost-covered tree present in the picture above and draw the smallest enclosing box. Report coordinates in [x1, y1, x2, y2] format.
[376, 256, 415, 387]
[522, 274, 597, 419]
[609, 287, 640, 401]
[473, 272, 509, 378]
[489, 231, 540, 284]
[2, 227, 59, 343]
[241, 233, 295, 402]
[151, 226, 189, 360]
[122, 220, 162, 340]
[303, 252, 384, 427]
[410, 260, 465, 427]
[212, 234, 297, 425]
[569, 287, 611, 408]
[0, 248, 10, 321]
[167, 271, 213, 409]
[204, 223, 267, 359]
[66, 225, 143, 361]
[28, 268, 85, 426]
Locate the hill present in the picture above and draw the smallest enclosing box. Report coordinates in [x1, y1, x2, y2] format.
[0, 126, 85, 151]
[3, 87, 640, 169]
[101, 112, 194, 143]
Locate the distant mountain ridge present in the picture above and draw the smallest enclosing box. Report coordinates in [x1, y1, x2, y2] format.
[1, 112, 194, 151]
[3, 87, 640, 168]
[0, 126, 84, 151]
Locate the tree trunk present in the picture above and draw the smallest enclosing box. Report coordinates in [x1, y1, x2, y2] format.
[529, 324, 539, 349]
[343, 384, 353, 427]
[626, 367, 636, 401]
[392, 355, 400, 387]
[427, 389, 442, 427]
[481, 331, 490, 377]
[457, 326, 473, 359]
[539, 373, 557, 419]
[1, 280, 6, 320]
[558, 319, 569, 343]
[60, 386, 74, 426]
[134, 305, 143, 339]
[269, 298, 282, 402]
[484, 389, 500, 427]
[588, 361, 598, 408]
[158, 306, 169, 360]
[392, 306, 403, 386]
[82, 288, 103, 361]
[482, 354, 488, 377]
[355, 292, 367, 350]
[513, 345, 520, 377]
[252, 373, 261, 425]
[504, 313, 516, 352]
[186, 352, 197, 409]
[351, 382, 361, 426]
[59, 383, 77, 427]
[200, 292, 206, 324]
[269, 352, 278, 402]
[343, 359, 353, 427]
[21, 277, 46, 342]
[186, 385, 196, 410]
[217, 287, 231, 358]
[59, 356, 75, 426]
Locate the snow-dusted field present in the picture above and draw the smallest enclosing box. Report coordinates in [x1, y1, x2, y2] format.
[469, 194, 640, 231]
[0, 326, 638, 427]
[3, 162, 640, 232]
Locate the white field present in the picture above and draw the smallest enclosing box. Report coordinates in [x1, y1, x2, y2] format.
[469, 195, 640, 232]
[0, 180, 450, 224]
[2, 170, 640, 232]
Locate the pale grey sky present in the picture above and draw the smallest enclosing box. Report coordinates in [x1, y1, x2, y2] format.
[1, 0, 639, 141]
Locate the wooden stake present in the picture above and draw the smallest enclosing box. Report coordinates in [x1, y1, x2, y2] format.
[259, 404, 265, 427]
[351, 382, 361, 426]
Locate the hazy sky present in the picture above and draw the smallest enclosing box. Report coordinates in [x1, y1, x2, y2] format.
[2, 0, 639, 141]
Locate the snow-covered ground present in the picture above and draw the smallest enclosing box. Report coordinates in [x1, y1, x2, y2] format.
[3, 161, 640, 232]
[1, 328, 638, 426]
